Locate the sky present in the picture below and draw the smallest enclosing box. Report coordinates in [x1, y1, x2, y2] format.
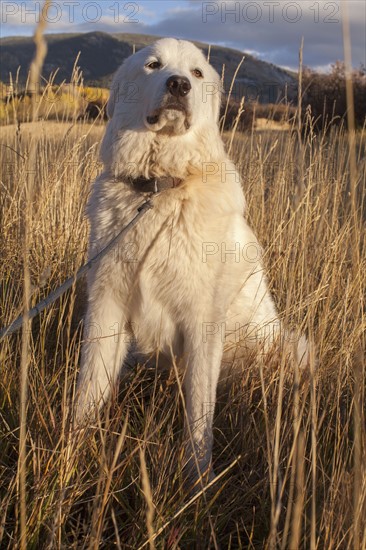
[1, 0, 365, 71]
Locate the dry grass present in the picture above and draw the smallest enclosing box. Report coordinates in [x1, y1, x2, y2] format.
[0, 107, 365, 548]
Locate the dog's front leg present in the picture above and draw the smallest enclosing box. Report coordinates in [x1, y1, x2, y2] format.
[182, 323, 224, 485]
[74, 286, 130, 425]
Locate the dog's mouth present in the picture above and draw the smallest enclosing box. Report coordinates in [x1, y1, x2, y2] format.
[146, 102, 191, 133]
[147, 103, 186, 124]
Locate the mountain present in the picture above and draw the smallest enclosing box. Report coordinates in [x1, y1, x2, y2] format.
[0, 32, 297, 103]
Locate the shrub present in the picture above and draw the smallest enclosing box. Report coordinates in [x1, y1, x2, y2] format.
[302, 62, 366, 129]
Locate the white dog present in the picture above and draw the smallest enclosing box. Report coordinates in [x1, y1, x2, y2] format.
[75, 38, 307, 484]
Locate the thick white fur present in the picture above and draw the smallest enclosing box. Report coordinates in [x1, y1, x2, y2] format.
[75, 38, 307, 482]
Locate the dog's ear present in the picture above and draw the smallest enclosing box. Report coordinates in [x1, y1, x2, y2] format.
[107, 55, 135, 119]
[107, 63, 126, 119]
[106, 89, 116, 119]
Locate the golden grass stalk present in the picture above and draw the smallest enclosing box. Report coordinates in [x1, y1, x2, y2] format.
[207, 43, 212, 63]
[220, 56, 245, 134]
[297, 37, 304, 137]
[310, 339, 318, 550]
[139, 446, 156, 550]
[289, 432, 305, 549]
[227, 97, 245, 155]
[341, 4, 364, 549]
[18, 2, 51, 548]
[28, 0, 51, 122]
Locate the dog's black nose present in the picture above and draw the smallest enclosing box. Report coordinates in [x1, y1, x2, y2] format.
[166, 75, 191, 98]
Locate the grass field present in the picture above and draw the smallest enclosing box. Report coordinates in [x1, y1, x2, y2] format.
[0, 114, 365, 548]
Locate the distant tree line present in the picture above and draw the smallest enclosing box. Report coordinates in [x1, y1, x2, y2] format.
[302, 62, 366, 129]
[222, 61, 366, 132]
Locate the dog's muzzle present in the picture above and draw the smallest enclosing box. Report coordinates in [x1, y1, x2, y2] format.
[146, 74, 192, 131]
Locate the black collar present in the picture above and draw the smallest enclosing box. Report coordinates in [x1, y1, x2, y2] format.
[127, 175, 183, 193]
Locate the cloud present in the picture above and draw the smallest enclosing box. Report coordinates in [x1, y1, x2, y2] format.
[146, 0, 366, 69]
[1, 0, 365, 70]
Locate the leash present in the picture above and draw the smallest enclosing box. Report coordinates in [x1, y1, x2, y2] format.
[0, 198, 153, 341]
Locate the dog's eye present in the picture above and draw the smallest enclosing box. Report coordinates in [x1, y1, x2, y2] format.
[192, 68, 204, 78]
[146, 61, 162, 70]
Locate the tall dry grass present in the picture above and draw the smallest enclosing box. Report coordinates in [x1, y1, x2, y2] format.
[0, 96, 365, 547]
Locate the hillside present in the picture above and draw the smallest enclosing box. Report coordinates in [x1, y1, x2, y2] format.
[0, 31, 296, 103]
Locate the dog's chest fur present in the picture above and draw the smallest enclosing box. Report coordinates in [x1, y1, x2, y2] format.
[86, 170, 250, 354]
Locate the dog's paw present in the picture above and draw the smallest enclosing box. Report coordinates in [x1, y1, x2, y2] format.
[72, 391, 99, 430]
[184, 469, 217, 496]
[183, 454, 216, 496]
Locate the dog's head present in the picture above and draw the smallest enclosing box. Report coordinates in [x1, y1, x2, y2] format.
[101, 38, 225, 179]
[107, 38, 222, 136]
